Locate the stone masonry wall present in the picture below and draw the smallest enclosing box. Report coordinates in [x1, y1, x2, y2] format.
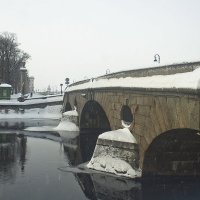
[66, 89, 200, 169]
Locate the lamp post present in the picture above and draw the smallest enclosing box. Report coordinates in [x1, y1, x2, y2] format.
[154, 54, 160, 64]
[65, 78, 69, 85]
[65, 77, 70, 91]
[60, 83, 63, 94]
[106, 68, 110, 74]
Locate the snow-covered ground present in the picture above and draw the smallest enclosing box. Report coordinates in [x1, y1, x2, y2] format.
[67, 67, 200, 92]
[88, 155, 141, 178]
[0, 94, 63, 105]
[0, 105, 62, 119]
[24, 126, 56, 132]
[0, 93, 63, 120]
[0, 94, 63, 129]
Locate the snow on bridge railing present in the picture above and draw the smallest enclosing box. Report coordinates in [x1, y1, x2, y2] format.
[66, 61, 200, 93]
[68, 79, 91, 88]
[67, 61, 200, 89]
[96, 61, 200, 80]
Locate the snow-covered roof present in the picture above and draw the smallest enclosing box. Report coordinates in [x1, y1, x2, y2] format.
[66, 67, 200, 92]
[20, 67, 27, 71]
[0, 83, 12, 88]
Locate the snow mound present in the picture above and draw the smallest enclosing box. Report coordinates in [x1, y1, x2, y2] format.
[63, 110, 78, 117]
[54, 120, 79, 131]
[99, 128, 137, 143]
[55, 108, 79, 131]
[87, 156, 141, 178]
[0, 105, 62, 119]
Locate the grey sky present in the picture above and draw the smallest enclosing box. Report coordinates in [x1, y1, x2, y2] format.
[1, 0, 200, 90]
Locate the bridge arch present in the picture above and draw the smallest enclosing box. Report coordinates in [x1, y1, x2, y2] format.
[63, 102, 72, 112]
[80, 100, 111, 133]
[79, 100, 111, 162]
[143, 128, 200, 176]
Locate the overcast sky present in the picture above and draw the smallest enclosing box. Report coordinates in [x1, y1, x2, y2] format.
[1, 0, 200, 90]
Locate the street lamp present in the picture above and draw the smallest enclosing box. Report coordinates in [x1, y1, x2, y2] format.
[106, 68, 110, 74]
[65, 77, 70, 91]
[154, 54, 160, 64]
[65, 78, 69, 85]
[60, 83, 63, 94]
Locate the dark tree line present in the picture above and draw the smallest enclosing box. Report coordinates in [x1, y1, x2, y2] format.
[0, 32, 30, 93]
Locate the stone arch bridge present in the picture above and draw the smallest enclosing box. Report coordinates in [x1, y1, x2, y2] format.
[63, 62, 200, 176]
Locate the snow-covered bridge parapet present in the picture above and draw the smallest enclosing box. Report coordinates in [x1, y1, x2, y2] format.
[64, 61, 200, 176]
[67, 61, 200, 95]
[97, 61, 200, 79]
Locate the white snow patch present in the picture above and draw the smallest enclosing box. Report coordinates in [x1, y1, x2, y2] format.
[55, 108, 79, 131]
[63, 110, 78, 117]
[24, 126, 55, 132]
[66, 67, 200, 92]
[20, 67, 27, 71]
[57, 130, 79, 139]
[99, 128, 137, 143]
[0, 83, 12, 88]
[0, 105, 62, 119]
[0, 95, 63, 105]
[87, 156, 141, 178]
[54, 120, 79, 131]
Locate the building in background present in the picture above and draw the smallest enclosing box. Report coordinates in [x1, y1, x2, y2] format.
[29, 76, 34, 93]
[0, 83, 12, 100]
[20, 67, 29, 95]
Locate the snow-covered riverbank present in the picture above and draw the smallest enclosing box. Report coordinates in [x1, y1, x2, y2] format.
[0, 94, 63, 129]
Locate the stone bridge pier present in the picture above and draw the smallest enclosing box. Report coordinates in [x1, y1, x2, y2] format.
[63, 62, 200, 176]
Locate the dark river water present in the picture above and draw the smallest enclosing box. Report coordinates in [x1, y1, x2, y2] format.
[0, 129, 200, 200]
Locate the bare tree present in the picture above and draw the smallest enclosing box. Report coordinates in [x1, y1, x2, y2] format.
[0, 32, 30, 93]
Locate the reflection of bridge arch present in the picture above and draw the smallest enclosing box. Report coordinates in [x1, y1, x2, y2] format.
[143, 128, 200, 176]
[0, 133, 27, 182]
[79, 100, 111, 162]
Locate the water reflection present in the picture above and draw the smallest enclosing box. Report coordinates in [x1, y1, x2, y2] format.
[60, 129, 104, 166]
[0, 118, 59, 130]
[79, 131, 100, 162]
[0, 132, 27, 183]
[76, 173, 141, 200]
[1, 128, 200, 200]
[60, 130, 142, 200]
[142, 178, 200, 200]
[60, 130, 200, 200]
